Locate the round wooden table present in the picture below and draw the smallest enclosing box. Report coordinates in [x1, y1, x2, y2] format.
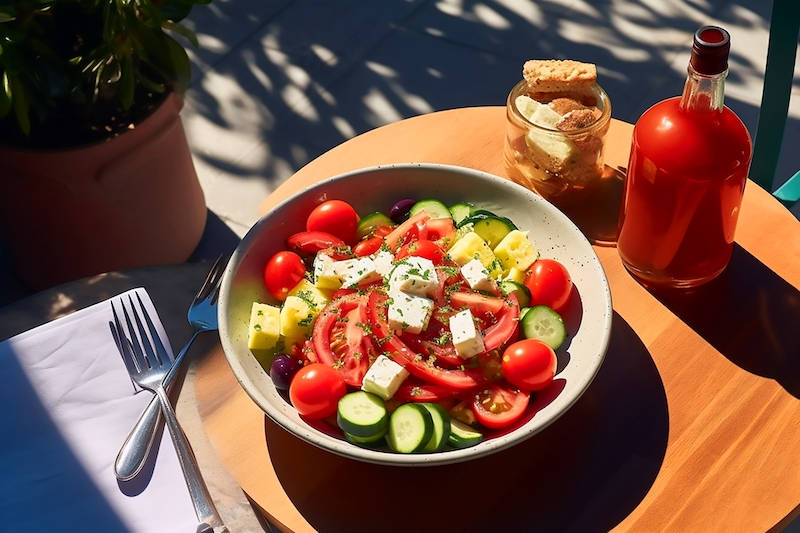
[194, 107, 800, 532]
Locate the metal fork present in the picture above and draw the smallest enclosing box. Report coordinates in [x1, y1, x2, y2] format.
[112, 294, 226, 532]
[115, 255, 225, 481]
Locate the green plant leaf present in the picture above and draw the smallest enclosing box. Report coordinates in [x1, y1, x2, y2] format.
[8, 72, 30, 135]
[0, 71, 12, 117]
[163, 21, 199, 48]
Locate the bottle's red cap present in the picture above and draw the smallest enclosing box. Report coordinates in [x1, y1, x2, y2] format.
[690, 26, 730, 75]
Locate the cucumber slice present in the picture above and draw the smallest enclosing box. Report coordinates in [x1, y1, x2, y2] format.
[448, 419, 483, 449]
[466, 215, 517, 249]
[409, 199, 452, 220]
[336, 391, 389, 438]
[448, 202, 474, 225]
[356, 212, 394, 240]
[499, 280, 531, 308]
[386, 403, 434, 453]
[520, 305, 567, 350]
[420, 403, 451, 453]
[344, 427, 388, 448]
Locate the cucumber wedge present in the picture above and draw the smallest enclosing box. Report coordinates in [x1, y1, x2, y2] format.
[520, 305, 567, 350]
[387, 403, 434, 453]
[337, 391, 389, 438]
[356, 211, 395, 239]
[420, 403, 452, 453]
[409, 199, 452, 220]
[448, 419, 483, 449]
[499, 279, 532, 308]
[448, 202, 474, 225]
[465, 215, 517, 249]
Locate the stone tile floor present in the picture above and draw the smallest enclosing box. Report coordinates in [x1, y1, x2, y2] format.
[180, 0, 800, 236]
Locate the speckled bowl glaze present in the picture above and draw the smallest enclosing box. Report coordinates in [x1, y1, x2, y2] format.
[218, 163, 612, 466]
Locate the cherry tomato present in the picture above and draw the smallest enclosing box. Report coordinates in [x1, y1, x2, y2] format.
[288, 363, 347, 419]
[264, 251, 306, 301]
[306, 200, 359, 244]
[353, 236, 383, 257]
[501, 339, 557, 391]
[524, 259, 573, 313]
[395, 239, 446, 265]
[471, 382, 529, 429]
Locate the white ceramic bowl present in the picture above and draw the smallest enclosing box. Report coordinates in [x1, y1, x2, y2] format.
[218, 163, 612, 466]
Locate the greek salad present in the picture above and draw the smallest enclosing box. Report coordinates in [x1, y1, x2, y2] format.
[247, 196, 575, 453]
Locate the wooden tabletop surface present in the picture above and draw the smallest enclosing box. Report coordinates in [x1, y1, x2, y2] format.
[194, 107, 800, 532]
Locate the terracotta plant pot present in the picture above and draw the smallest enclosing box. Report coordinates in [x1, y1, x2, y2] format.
[0, 91, 207, 291]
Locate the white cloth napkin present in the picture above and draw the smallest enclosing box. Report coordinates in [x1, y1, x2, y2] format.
[0, 288, 201, 532]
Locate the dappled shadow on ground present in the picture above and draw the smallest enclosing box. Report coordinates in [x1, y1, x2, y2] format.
[183, 0, 790, 202]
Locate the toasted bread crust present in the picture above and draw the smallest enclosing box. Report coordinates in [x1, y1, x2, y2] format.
[523, 60, 597, 93]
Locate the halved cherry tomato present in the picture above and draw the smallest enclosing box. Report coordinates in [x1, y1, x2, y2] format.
[524, 259, 573, 313]
[264, 250, 306, 301]
[501, 339, 557, 391]
[471, 382, 529, 429]
[395, 239, 446, 265]
[306, 200, 359, 244]
[383, 210, 429, 252]
[287, 231, 345, 255]
[288, 363, 347, 419]
[312, 293, 372, 386]
[353, 236, 383, 257]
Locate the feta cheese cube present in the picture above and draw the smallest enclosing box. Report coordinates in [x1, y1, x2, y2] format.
[449, 309, 486, 358]
[461, 258, 497, 292]
[335, 257, 382, 288]
[388, 256, 439, 296]
[313, 253, 342, 290]
[387, 289, 434, 334]
[372, 250, 395, 277]
[361, 355, 410, 400]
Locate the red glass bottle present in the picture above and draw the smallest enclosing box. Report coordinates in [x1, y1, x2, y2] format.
[617, 26, 752, 288]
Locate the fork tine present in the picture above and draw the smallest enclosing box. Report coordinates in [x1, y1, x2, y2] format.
[135, 292, 171, 368]
[121, 296, 152, 372]
[195, 254, 227, 304]
[111, 302, 140, 377]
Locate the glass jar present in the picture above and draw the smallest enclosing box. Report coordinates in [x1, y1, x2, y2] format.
[504, 79, 612, 207]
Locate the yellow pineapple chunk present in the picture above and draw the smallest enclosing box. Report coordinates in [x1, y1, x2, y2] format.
[504, 266, 528, 285]
[493, 230, 539, 272]
[247, 302, 281, 351]
[279, 295, 315, 346]
[288, 279, 332, 312]
[447, 231, 497, 269]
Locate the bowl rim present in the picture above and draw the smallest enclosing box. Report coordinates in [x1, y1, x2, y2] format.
[218, 162, 613, 466]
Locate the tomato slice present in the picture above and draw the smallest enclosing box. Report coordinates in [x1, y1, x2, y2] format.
[471, 382, 530, 429]
[286, 231, 346, 255]
[383, 210, 429, 252]
[449, 291, 506, 315]
[395, 239, 446, 265]
[353, 236, 383, 257]
[312, 293, 371, 386]
[482, 292, 520, 351]
[425, 217, 457, 245]
[393, 381, 460, 402]
[368, 291, 485, 390]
